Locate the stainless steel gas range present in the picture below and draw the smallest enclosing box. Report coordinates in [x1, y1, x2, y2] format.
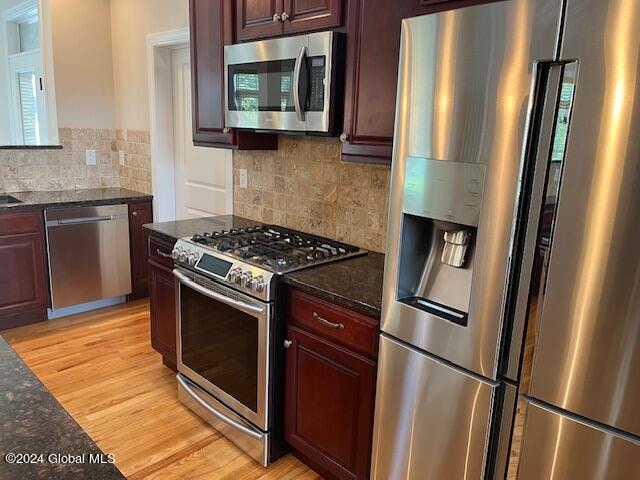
[171, 224, 365, 466]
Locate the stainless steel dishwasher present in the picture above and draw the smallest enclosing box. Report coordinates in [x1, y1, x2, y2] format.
[45, 204, 132, 310]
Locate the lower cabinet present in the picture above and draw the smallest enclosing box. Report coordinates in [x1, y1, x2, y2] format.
[0, 210, 48, 330]
[148, 234, 177, 370]
[128, 200, 153, 299]
[284, 290, 378, 480]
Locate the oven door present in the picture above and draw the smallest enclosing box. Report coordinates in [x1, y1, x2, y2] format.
[174, 268, 272, 431]
[224, 31, 335, 133]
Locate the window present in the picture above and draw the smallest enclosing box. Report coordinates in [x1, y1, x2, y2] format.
[17, 70, 40, 144]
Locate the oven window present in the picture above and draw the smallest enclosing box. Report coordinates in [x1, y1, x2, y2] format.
[228, 59, 295, 112]
[180, 285, 258, 412]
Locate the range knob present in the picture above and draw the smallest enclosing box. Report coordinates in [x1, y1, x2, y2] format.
[228, 268, 242, 283]
[252, 275, 265, 293]
[240, 271, 253, 288]
[187, 254, 198, 266]
[178, 250, 189, 263]
[171, 248, 181, 260]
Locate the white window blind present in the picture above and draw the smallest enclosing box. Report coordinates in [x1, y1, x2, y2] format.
[18, 71, 40, 145]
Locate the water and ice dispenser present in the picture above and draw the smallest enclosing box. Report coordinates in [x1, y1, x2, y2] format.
[397, 157, 486, 326]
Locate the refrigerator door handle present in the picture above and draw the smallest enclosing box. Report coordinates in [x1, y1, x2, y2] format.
[504, 61, 578, 382]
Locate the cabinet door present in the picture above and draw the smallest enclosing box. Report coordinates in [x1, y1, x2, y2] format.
[341, 0, 495, 164]
[190, 0, 278, 149]
[341, 0, 420, 164]
[128, 201, 153, 299]
[149, 260, 177, 369]
[0, 212, 48, 330]
[282, 0, 343, 34]
[236, 0, 283, 41]
[284, 325, 376, 480]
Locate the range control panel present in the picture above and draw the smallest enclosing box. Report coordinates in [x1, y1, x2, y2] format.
[171, 239, 275, 301]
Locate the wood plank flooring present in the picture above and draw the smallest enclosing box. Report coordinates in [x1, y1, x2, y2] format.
[3, 300, 320, 480]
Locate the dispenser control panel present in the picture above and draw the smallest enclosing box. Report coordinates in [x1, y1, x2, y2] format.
[402, 157, 486, 227]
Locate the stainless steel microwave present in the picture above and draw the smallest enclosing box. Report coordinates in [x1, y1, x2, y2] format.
[224, 31, 341, 134]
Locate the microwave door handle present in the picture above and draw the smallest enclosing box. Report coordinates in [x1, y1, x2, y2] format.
[173, 269, 266, 316]
[293, 45, 308, 122]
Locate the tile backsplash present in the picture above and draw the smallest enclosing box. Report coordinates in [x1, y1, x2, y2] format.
[0, 128, 152, 194]
[233, 136, 391, 253]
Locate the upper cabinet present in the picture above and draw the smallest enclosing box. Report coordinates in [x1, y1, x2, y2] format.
[236, 0, 343, 42]
[189, 0, 277, 149]
[340, 0, 422, 164]
[340, 0, 496, 164]
[236, 0, 283, 40]
[283, 0, 343, 34]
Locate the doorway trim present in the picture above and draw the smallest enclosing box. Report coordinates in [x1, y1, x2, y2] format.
[146, 28, 189, 222]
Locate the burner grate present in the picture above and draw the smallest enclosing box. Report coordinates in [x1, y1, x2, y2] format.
[190, 225, 362, 273]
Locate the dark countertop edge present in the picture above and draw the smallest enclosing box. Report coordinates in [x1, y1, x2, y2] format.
[0, 191, 152, 213]
[0, 145, 63, 150]
[143, 216, 384, 318]
[282, 275, 382, 319]
[143, 226, 178, 245]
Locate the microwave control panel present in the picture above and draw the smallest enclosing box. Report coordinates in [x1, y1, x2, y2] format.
[308, 56, 326, 111]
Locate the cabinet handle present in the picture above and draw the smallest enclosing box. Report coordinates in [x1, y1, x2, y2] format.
[313, 312, 345, 330]
[281, 11, 290, 21]
[223, 127, 230, 134]
[156, 249, 173, 259]
[284, 339, 293, 348]
[132, 211, 138, 216]
[272, 13, 281, 22]
[339, 133, 349, 143]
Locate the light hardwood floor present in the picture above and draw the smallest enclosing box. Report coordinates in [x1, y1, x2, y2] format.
[3, 300, 320, 480]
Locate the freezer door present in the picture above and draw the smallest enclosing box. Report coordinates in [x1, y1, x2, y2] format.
[527, 0, 640, 436]
[518, 401, 640, 479]
[371, 334, 498, 479]
[382, 0, 562, 379]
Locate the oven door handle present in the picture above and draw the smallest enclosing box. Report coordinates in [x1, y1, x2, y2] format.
[173, 269, 266, 316]
[177, 375, 263, 440]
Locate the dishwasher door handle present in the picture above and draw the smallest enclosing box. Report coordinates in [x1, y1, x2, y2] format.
[47, 215, 120, 227]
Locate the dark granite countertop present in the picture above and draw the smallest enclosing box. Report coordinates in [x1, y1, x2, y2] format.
[145, 215, 385, 318]
[283, 252, 384, 318]
[143, 215, 264, 243]
[0, 188, 152, 212]
[0, 337, 124, 479]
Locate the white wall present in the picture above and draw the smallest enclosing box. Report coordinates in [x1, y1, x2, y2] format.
[110, 0, 189, 130]
[50, 0, 115, 128]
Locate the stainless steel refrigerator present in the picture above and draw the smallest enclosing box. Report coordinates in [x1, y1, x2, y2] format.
[372, 0, 640, 478]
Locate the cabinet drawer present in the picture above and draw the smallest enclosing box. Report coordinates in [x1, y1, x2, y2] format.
[148, 235, 176, 269]
[288, 289, 379, 358]
[0, 210, 42, 236]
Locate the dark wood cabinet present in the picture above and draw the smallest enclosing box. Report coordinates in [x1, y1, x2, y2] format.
[190, 0, 277, 150]
[283, 0, 343, 34]
[341, 0, 499, 164]
[340, 0, 422, 164]
[128, 200, 153, 299]
[236, 0, 283, 41]
[284, 325, 376, 480]
[148, 234, 177, 370]
[235, 0, 343, 41]
[0, 211, 48, 330]
[284, 288, 378, 480]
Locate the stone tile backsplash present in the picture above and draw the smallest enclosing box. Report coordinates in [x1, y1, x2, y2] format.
[233, 136, 391, 253]
[0, 128, 152, 194]
[114, 129, 152, 194]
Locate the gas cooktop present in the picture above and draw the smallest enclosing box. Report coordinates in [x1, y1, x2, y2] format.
[186, 224, 365, 274]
